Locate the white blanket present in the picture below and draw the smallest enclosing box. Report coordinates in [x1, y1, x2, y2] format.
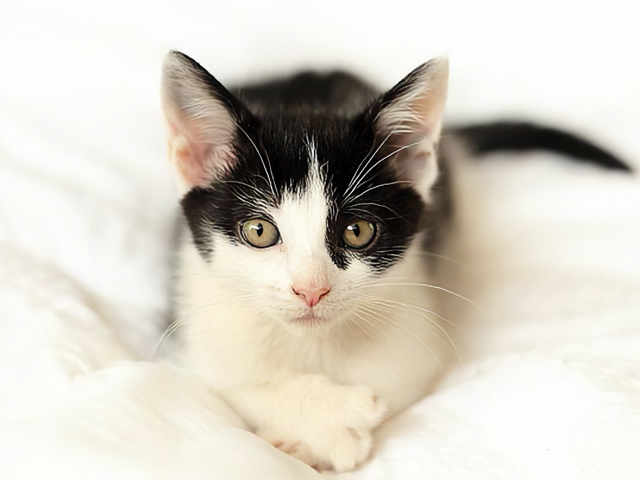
[1, 1, 639, 478]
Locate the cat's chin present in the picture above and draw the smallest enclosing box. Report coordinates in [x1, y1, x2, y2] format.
[295, 311, 326, 325]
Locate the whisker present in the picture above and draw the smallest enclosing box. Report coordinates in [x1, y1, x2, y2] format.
[351, 310, 391, 339]
[344, 207, 386, 224]
[346, 313, 377, 342]
[361, 282, 487, 315]
[182, 293, 260, 315]
[346, 132, 392, 196]
[339, 312, 360, 342]
[345, 140, 422, 203]
[363, 300, 462, 365]
[152, 319, 183, 360]
[348, 201, 413, 225]
[366, 297, 456, 327]
[237, 125, 277, 199]
[410, 250, 472, 270]
[344, 180, 416, 206]
[358, 304, 445, 368]
[218, 179, 265, 196]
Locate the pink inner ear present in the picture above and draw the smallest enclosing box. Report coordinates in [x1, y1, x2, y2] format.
[391, 146, 432, 182]
[165, 105, 237, 190]
[173, 137, 213, 188]
[166, 115, 213, 188]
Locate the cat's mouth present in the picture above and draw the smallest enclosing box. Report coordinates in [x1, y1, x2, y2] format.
[293, 311, 328, 327]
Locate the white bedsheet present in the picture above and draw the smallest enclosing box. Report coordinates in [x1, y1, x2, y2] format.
[1, 1, 639, 478]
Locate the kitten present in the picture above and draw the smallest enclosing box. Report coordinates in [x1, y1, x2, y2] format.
[160, 51, 629, 472]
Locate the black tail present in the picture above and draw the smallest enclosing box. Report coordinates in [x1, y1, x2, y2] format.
[452, 121, 632, 173]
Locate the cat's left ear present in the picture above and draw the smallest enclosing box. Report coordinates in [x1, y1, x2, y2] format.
[367, 57, 449, 201]
[161, 51, 255, 194]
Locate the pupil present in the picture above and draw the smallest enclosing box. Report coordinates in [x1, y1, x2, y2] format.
[351, 224, 360, 237]
[254, 223, 263, 237]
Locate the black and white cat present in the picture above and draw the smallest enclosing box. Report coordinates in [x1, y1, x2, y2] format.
[160, 51, 629, 472]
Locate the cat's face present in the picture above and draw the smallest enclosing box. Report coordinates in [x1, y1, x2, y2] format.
[162, 52, 448, 333]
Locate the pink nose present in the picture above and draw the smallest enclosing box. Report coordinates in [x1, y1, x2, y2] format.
[292, 285, 331, 307]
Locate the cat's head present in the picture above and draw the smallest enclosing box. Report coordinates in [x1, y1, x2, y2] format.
[161, 51, 448, 334]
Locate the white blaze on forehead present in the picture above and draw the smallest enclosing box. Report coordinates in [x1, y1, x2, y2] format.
[271, 140, 333, 283]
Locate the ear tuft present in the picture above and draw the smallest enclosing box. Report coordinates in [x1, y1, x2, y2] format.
[370, 56, 449, 200]
[374, 56, 449, 139]
[161, 51, 248, 193]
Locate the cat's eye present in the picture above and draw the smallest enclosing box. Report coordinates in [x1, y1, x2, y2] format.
[240, 219, 280, 248]
[342, 220, 376, 249]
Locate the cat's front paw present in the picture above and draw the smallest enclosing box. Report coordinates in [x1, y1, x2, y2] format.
[259, 385, 387, 472]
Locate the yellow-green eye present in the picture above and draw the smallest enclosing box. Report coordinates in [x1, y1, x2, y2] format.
[342, 220, 376, 249]
[240, 219, 280, 248]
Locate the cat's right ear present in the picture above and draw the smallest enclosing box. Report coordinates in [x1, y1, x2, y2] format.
[161, 51, 252, 194]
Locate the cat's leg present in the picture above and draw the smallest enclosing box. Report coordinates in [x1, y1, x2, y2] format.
[222, 373, 387, 472]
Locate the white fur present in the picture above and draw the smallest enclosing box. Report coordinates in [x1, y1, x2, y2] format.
[176, 146, 449, 471]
